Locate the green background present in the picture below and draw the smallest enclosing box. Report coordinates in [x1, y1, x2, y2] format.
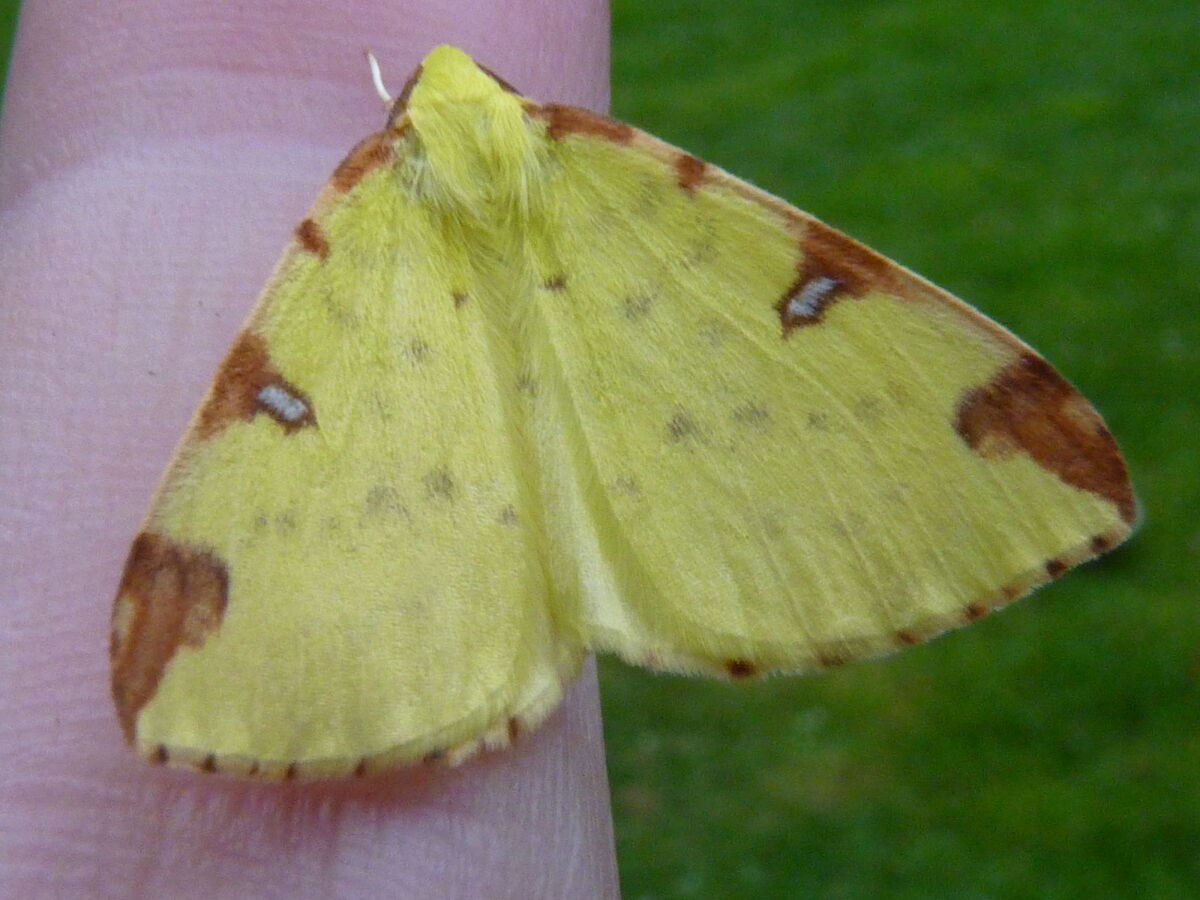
[2, 2, 1196, 896]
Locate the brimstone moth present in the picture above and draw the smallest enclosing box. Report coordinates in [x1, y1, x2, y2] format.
[110, 45, 1137, 779]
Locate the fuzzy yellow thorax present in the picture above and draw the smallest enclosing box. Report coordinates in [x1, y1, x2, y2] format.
[400, 45, 545, 222]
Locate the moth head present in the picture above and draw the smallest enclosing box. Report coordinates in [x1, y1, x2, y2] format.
[407, 45, 513, 107]
[399, 45, 544, 221]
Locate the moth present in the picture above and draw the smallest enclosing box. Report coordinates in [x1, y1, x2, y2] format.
[110, 45, 1136, 779]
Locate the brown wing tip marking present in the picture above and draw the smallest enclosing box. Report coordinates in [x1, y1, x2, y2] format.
[963, 602, 989, 622]
[777, 219, 902, 337]
[528, 103, 635, 143]
[198, 332, 317, 438]
[1045, 558, 1068, 578]
[111, 533, 229, 742]
[675, 153, 708, 192]
[726, 659, 759, 678]
[295, 218, 330, 260]
[955, 354, 1135, 522]
[332, 131, 397, 192]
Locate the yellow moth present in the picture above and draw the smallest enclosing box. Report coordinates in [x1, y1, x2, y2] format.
[111, 45, 1137, 779]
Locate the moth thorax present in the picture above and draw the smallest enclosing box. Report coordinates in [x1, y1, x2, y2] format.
[408, 97, 546, 220]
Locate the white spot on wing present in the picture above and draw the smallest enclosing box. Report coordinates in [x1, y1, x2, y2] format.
[785, 276, 840, 320]
[257, 384, 309, 422]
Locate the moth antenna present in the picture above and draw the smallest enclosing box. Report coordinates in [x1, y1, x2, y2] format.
[365, 49, 392, 105]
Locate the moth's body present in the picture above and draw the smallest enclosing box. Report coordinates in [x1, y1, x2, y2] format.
[111, 46, 1135, 779]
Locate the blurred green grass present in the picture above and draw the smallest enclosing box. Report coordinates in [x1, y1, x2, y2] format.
[2, 2, 1195, 896]
[0, 0, 16, 107]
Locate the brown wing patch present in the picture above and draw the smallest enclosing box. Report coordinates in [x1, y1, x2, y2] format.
[675, 153, 707, 192]
[1045, 558, 1068, 577]
[955, 354, 1136, 522]
[197, 331, 317, 438]
[331, 132, 396, 192]
[294, 218, 330, 260]
[777, 219, 904, 336]
[963, 602, 989, 622]
[527, 103, 635, 143]
[726, 659, 758, 679]
[110, 533, 229, 742]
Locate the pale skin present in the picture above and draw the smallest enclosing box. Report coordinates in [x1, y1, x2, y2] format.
[0, 0, 619, 896]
